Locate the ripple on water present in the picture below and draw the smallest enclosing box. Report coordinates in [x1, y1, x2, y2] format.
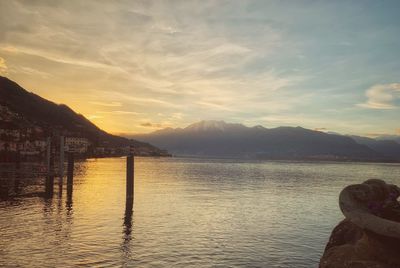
[1, 157, 399, 267]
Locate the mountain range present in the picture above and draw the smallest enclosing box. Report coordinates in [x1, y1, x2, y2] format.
[0, 76, 167, 156]
[132, 120, 400, 162]
[2, 76, 399, 162]
[349, 135, 400, 160]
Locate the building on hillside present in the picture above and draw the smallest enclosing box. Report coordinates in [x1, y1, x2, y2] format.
[0, 141, 18, 152]
[0, 121, 20, 140]
[65, 137, 90, 153]
[34, 140, 47, 149]
[20, 140, 47, 155]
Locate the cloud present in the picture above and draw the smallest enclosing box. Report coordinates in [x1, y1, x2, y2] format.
[90, 101, 122, 107]
[1, 45, 120, 71]
[171, 113, 183, 120]
[140, 122, 163, 128]
[97, 110, 140, 115]
[358, 83, 400, 109]
[87, 114, 103, 120]
[196, 101, 235, 112]
[0, 57, 7, 75]
[314, 127, 327, 132]
[17, 66, 50, 78]
[127, 96, 181, 109]
[397, 128, 400, 135]
[4, 1, 398, 135]
[365, 133, 387, 138]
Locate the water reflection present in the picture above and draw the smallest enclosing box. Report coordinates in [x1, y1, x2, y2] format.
[122, 197, 134, 260]
[1, 158, 400, 267]
[58, 178, 63, 198]
[63, 188, 74, 236]
[0, 160, 88, 199]
[124, 199, 133, 236]
[42, 196, 53, 219]
[66, 178, 73, 210]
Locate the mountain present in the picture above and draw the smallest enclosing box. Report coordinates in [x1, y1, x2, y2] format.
[0, 76, 167, 156]
[350, 135, 400, 161]
[131, 120, 387, 161]
[376, 135, 400, 144]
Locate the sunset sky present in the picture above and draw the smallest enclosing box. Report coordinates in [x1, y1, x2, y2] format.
[0, 0, 399, 136]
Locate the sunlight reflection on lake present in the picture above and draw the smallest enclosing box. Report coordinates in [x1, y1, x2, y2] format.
[1, 157, 400, 267]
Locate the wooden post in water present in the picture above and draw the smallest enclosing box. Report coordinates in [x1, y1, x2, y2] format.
[124, 194, 134, 235]
[124, 147, 135, 236]
[46, 137, 51, 172]
[59, 136, 64, 179]
[45, 138, 54, 197]
[126, 153, 134, 201]
[67, 153, 74, 194]
[58, 136, 64, 196]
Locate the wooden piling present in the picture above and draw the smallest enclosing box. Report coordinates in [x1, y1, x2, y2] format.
[67, 153, 74, 188]
[66, 153, 74, 206]
[45, 175, 54, 197]
[126, 154, 134, 200]
[59, 136, 64, 179]
[58, 136, 65, 196]
[46, 137, 51, 172]
[124, 197, 133, 232]
[45, 140, 54, 197]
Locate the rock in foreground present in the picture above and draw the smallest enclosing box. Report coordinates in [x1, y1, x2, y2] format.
[320, 179, 400, 268]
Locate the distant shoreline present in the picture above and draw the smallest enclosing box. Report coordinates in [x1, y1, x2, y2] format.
[132, 154, 400, 165]
[2, 154, 399, 165]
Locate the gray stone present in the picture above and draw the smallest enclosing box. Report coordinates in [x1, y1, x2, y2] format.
[320, 180, 400, 268]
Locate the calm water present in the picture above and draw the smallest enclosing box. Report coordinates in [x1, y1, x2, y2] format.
[1, 157, 400, 267]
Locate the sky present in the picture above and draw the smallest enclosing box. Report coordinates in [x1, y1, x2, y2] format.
[0, 0, 399, 136]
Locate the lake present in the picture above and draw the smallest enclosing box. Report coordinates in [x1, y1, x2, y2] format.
[1, 157, 400, 267]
